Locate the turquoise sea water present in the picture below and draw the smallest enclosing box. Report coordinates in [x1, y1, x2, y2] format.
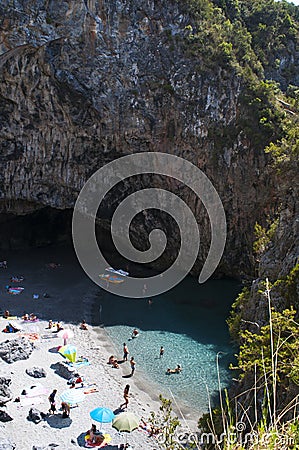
[95, 276, 241, 413]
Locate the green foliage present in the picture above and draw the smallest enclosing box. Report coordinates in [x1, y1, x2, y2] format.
[272, 263, 299, 309]
[227, 287, 250, 341]
[148, 395, 181, 449]
[238, 79, 284, 147]
[214, 0, 299, 84]
[253, 219, 278, 257]
[265, 114, 299, 176]
[232, 307, 299, 385]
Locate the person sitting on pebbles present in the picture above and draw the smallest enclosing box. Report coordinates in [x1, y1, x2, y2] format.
[56, 321, 63, 332]
[86, 424, 105, 446]
[108, 355, 119, 368]
[79, 320, 88, 330]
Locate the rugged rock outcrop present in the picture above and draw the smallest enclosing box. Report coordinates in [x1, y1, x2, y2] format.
[0, 411, 13, 422]
[27, 407, 46, 424]
[0, 0, 292, 277]
[26, 367, 47, 378]
[0, 377, 13, 405]
[0, 338, 35, 364]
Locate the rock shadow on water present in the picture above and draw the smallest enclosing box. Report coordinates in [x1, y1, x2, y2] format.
[45, 414, 72, 428]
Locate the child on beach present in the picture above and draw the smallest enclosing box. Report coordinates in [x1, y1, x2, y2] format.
[61, 401, 70, 418]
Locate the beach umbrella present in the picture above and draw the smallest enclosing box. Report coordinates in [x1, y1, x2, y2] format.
[58, 344, 77, 363]
[90, 407, 115, 424]
[58, 328, 74, 345]
[60, 389, 85, 405]
[112, 412, 139, 446]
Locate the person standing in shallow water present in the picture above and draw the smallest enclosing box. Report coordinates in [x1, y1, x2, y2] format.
[123, 343, 129, 361]
[130, 357, 136, 376]
[159, 346, 164, 358]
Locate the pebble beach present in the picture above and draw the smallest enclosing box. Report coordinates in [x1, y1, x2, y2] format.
[0, 245, 198, 450]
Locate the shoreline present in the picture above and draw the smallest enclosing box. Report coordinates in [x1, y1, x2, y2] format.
[90, 290, 203, 425]
[92, 323, 200, 429]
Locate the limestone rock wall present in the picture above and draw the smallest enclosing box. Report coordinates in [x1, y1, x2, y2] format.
[0, 0, 282, 276]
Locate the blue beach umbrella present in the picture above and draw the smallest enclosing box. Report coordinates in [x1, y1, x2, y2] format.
[90, 407, 115, 424]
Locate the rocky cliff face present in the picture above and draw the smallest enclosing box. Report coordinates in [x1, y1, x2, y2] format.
[0, 0, 294, 278]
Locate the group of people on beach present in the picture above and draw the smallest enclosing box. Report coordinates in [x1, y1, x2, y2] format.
[48, 389, 70, 418]
[107, 334, 182, 380]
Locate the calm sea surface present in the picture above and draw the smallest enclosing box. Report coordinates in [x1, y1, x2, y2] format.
[94, 276, 241, 413]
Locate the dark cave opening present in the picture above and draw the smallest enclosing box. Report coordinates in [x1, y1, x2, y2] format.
[0, 207, 73, 250]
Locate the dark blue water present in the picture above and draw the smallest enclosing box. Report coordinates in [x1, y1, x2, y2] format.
[95, 276, 241, 413]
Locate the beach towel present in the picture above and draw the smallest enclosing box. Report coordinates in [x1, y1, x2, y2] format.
[4, 316, 18, 320]
[25, 384, 49, 398]
[20, 333, 39, 341]
[41, 334, 58, 340]
[105, 267, 129, 276]
[20, 396, 44, 407]
[71, 360, 91, 368]
[84, 433, 111, 448]
[21, 318, 39, 323]
[99, 274, 125, 284]
[84, 387, 99, 394]
[7, 287, 24, 295]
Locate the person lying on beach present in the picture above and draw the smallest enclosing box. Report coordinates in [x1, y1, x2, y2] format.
[139, 418, 161, 436]
[30, 313, 37, 321]
[79, 320, 88, 330]
[86, 424, 105, 445]
[68, 375, 84, 386]
[3, 310, 10, 318]
[2, 324, 18, 333]
[166, 365, 182, 374]
[22, 313, 29, 321]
